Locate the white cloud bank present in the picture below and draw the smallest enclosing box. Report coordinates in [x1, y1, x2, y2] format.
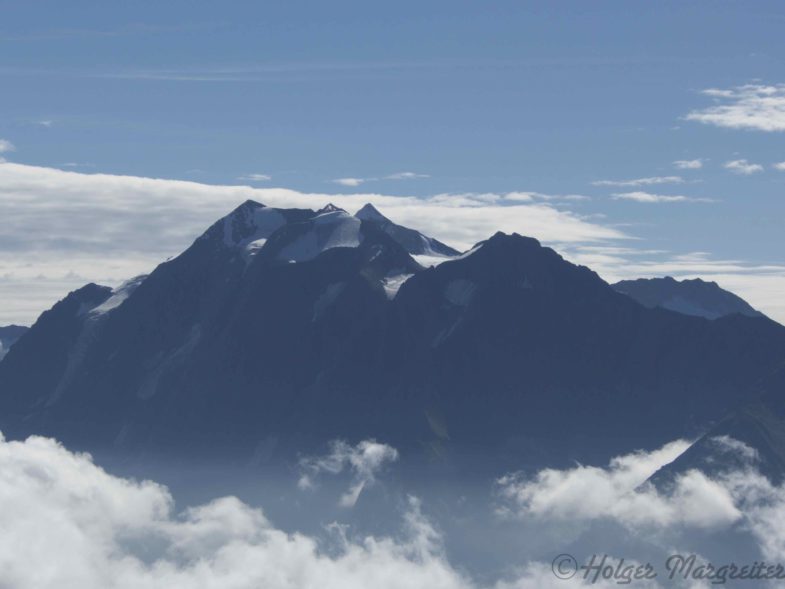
[1, 161, 783, 326]
[4, 430, 785, 589]
[298, 439, 399, 507]
[686, 84, 785, 132]
[0, 161, 623, 324]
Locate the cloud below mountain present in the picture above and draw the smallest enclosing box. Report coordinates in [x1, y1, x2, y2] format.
[496, 439, 741, 529]
[5, 431, 785, 588]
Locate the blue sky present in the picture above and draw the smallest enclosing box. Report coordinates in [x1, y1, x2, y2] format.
[1, 1, 785, 323]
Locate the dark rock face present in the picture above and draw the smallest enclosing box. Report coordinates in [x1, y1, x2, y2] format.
[0, 325, 29, 360]
[650, 365, 785, 486]
[613, 276, 764, 320]
[2, 201, 785, 474]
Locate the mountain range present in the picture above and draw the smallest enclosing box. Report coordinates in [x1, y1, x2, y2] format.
[1, 201, 784, 475]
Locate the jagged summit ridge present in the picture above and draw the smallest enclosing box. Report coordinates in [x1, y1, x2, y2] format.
[353, 202, 460, 258]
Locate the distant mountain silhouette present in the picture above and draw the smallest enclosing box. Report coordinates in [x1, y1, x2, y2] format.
[613, 276, 764, 320]
[2, 201, 784, 473]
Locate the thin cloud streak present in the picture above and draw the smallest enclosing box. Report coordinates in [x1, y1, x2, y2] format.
[237, 173, 272, 182]
[611, 191, 714, 204]
[724, 159, 763, 175]
[592, 176, 684, 187]
[673, 159, 703, 170]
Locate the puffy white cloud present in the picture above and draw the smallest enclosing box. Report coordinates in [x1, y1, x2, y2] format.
[611, 192, 712, 204]
[592, 176, 683, 187]
[494, 433, 785, 570]
[496, 439, 741, 529]
[0, 432, 475, 589]
[298, 439, 399, 507]
[686, 84, 785, 132]
[773, 161, 785, 171]
[724, 159, 764, 175]
[673, 159, 703, 170]
[0, 162, 624, 324]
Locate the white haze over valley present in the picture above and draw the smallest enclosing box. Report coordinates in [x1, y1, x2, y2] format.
[2, 430, 785, 588]
[2, 161, 785, 325]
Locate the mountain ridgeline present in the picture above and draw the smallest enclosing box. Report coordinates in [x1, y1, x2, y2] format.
[1, 200, 784, 471]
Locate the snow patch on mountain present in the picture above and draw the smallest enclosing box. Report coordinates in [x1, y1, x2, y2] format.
[89, 275, 147, 317]
[223, 205, 287, 250]
[382, 273, 415, 299]
[278, 211, 363, 263]
[412, 255, 453, 268]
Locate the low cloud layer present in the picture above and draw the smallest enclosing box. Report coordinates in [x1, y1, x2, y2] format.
[6, 431, 785, 588]
[496, 439, 742, 529]
[0, 432, 662, 589]
[0, 433, 479, 589]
